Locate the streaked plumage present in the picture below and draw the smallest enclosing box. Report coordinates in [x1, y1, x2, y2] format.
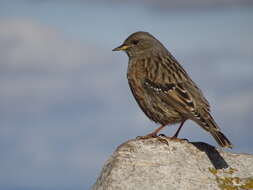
[113, 31, 232, 148]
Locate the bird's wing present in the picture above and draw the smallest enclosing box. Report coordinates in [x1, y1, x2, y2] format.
[143, 53, 210, 115]
[144, 79, 196, 114]
[142, 53, 233, 147]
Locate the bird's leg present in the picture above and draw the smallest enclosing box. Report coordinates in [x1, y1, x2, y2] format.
[137, 124, 167, 139]
[172, 120, 186, 138]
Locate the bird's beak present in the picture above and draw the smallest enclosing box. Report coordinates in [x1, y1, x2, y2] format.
[112, 44, 130, 51]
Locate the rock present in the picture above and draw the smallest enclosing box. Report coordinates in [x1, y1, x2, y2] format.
[92, 138, 253, 190]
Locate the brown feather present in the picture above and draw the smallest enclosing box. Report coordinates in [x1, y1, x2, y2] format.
[115, 31, 232, 148]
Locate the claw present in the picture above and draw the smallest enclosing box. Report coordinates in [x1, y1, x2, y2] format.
[136, 132, 158, 139]
[159, 133, 167, 137]
[136, 133, 169, 145]
[156, 135, 169, 145]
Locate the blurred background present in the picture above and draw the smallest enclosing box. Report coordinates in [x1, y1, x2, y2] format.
[0, 0, 252, 189]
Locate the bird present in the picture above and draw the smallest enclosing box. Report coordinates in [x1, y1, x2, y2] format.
[113, 31, 232, 148]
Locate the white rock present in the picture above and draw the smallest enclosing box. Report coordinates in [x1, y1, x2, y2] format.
[92, 138, 253, 190]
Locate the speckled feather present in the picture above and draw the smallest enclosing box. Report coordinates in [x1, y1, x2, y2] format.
[116, 31, 232, 148]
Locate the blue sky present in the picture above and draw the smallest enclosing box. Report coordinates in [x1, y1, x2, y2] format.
[0, 1, 253, 190]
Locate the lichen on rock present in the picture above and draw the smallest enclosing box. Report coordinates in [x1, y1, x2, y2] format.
[209, 167, 253, 190]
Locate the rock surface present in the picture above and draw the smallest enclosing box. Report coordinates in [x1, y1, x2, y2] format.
[92, 138, 253, 190]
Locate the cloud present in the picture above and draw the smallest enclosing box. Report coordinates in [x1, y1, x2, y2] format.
[0, 19, 89, 70]
[0, 19, 117, 188]
[0, 19, 122, 113]
[0, 18, 143, 189]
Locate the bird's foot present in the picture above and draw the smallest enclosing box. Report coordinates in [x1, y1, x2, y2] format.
[136, 132, 158, 139]
[159, 133, 167, 137]
[136, 133, 169, 145]
[159, 134, 189, 143]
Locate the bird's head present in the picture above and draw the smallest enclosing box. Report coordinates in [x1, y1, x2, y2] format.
[113, 31, 166, 58]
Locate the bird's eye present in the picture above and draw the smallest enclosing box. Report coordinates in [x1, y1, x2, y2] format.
[132, 40, 139, 45]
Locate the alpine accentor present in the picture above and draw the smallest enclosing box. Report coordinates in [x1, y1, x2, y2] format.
[113, 31, 232, 148]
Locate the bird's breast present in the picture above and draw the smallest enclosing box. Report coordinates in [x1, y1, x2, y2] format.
[127, 58, 146, 81]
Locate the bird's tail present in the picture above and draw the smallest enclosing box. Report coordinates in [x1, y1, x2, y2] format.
[195, 112, 233, 148]
[210, 130, 233, 148]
